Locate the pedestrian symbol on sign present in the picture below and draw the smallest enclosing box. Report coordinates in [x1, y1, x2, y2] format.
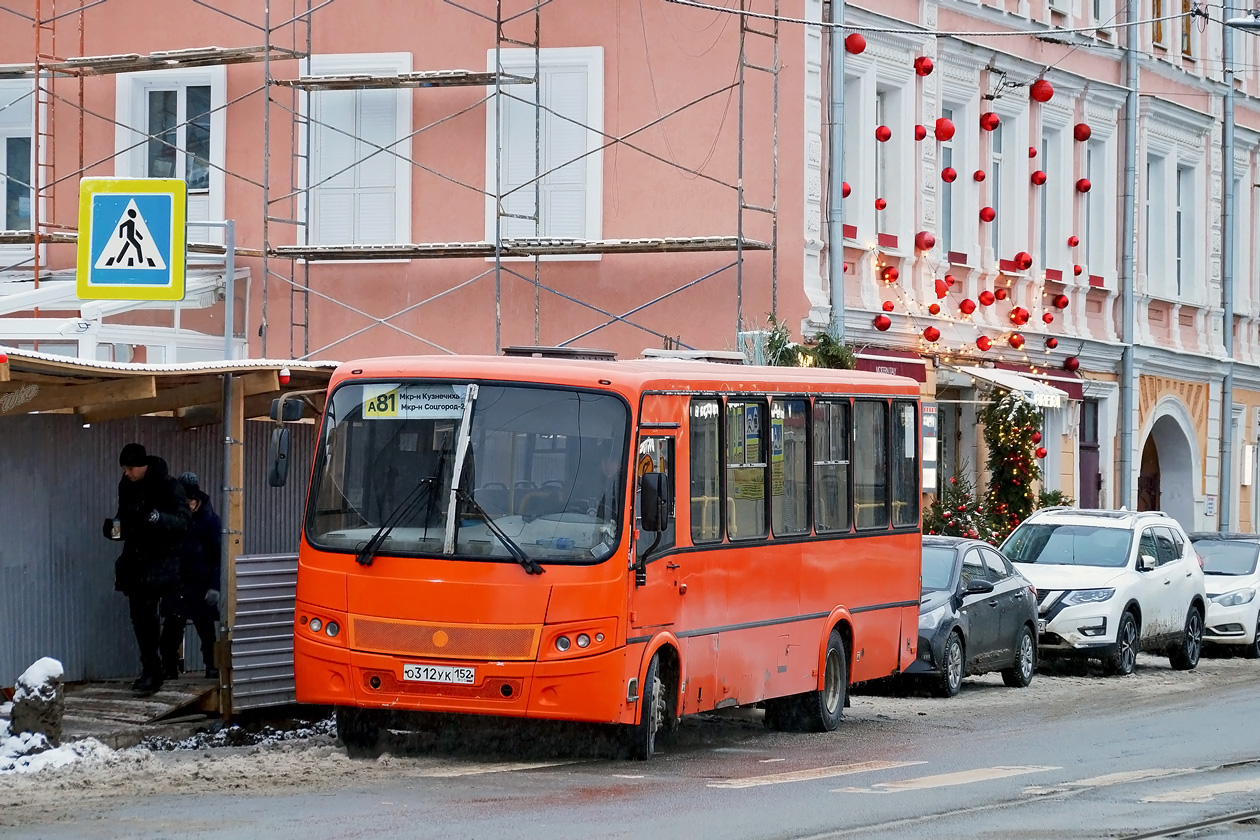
[94, 200, 166, 270]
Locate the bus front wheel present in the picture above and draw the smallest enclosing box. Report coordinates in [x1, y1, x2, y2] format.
[625, 653, 670, 760]
[337, 706, 384, 758]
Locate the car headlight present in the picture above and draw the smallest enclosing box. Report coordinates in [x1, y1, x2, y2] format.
[1063, 588, 1115, 606]
[919, 604, 948, 630]
[1211, 588, 1257, 607]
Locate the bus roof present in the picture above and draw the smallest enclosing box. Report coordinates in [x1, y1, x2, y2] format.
[330, 355, 921, 397]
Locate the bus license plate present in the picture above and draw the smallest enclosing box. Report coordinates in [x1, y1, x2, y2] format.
[403, 664, 476, 685]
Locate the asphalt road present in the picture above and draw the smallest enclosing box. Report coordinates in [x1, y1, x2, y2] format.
[5, 651, 1260, 839]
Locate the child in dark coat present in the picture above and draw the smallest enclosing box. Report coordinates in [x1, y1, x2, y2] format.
[177, 472, 222, 679]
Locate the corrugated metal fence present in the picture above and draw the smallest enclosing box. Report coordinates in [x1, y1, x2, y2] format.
[0, 413, 313, 685]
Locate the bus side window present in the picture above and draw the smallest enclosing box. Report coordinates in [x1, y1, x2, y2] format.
[726, 401, 768, 540]
[690, 399, 722, 543]
[812, 400, 851, 533]
[891, 401, 919, 528]
[854, 400, 890, 530]
[772, 399, 810, 536]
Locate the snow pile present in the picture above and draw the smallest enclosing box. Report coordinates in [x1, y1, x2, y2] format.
[14, 657, 63, 701]
[140, 715, 336, 752]
[0, 728, 116, 775]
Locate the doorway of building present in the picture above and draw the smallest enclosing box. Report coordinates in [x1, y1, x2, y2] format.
[1138, 414, 1195, 528]
[1078, 399, 1100, 508]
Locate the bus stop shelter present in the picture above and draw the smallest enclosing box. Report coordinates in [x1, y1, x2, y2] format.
[0, 348, 336, 725]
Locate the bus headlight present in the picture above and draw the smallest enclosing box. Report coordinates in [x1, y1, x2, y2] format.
[555, 636, 571, 652]
[325, 621, 340, 638]
[309, 618, 323, 633]
[576, 633, 591, 648]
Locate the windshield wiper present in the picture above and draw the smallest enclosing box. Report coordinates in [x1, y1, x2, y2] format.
[355, 477, 437, 567]
[455, 489, 544, 575]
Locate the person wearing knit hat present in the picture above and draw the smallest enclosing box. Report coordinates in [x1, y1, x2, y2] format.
[175, 471, 222, 680]
[103, 443, 190, 694]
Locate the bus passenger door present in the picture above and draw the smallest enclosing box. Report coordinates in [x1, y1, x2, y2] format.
[628, 435, 680, 632]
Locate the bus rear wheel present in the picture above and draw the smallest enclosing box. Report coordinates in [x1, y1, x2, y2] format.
[764, 628, 847, 733]
[337, 706, 384, 758]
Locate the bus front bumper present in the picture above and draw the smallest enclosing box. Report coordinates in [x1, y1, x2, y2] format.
[294, 630, 633, 724]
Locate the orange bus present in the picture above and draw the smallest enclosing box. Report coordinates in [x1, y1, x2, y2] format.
[290, 355, 922, 758]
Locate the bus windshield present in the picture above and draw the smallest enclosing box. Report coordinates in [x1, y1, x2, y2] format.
[306, 380, 629, 564]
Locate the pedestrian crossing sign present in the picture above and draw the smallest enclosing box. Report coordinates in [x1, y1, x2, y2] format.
[76, 177, 186, 301]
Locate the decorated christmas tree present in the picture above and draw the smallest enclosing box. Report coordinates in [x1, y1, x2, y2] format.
[923, 467, 998, 543]
[982, 390, 1044, 542]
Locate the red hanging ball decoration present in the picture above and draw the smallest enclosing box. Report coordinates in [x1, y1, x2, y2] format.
[979, 290, 996, 306]
[1067, 235, 1079, 247]
[1031, 431, 1043, 444]
[976, 335, 993, 351]
[875, 197, 887, 210]
[1046, 337, 1059, 349]
[842, 181, 851, 198]
[1010, 306, 1030, 326]
[1031, 170, 1047, 186]
[873, 314, 892, 331]
[1076, 178, 1092, 193]
[980, 112, 1001, 132]
[0, 352, 7, 365]
[923, 326, 941, 343]
[995, 288, 1008, 301]
[914, 56, 934, 76]
[980, 206, 996, 223]
[935, 278, 950, 299]
[973, 169, 987, 182]
[1073, 264, 1084, 277]
[1042, 312, 1055, 324]
[1009, 333, 1026, 350]
[1014, 251, 1033, 271]
[882, 266, 899, 282]
[1053, 294, 1070, 309]
[1035, 446, 1048, 459]
[915, 230, 937, 251]
[876, 125, 892, 143]
[941, 166, 958, 183]
[1028, 146, 1038, 159]
[1064, 356, 1081, 372]
[1073, 122, 1092, 142]
[928, 303, 941, 315]
[915, 124, 927, 141]
[1030, 79, 1054, 103]
[935, 117, 956, 142]
[882, 300, 895, 312]
[845, 33, 867, 54]
[959, 298, 977, 315]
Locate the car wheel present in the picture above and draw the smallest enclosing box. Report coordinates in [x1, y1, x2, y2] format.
[1247, 617, 1260, 660]
[1103, 611, 1138, 676]
[1001, 625, 1036, 688]
[933, 632, 964, 698]
[1168, 605, 1203, 671]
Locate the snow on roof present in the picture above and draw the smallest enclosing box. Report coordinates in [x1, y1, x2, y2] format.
[0, 345, 340, 374]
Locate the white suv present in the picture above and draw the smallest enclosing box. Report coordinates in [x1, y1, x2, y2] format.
[1001, 509, 1207, 676]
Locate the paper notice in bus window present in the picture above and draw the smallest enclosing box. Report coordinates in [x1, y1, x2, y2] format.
[362, 384, 468, 420]
[902, 404, 916, 457]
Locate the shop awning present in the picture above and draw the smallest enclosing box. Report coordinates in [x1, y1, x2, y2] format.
[954, 366, 1068, 409]
[855, 349, 927, 383]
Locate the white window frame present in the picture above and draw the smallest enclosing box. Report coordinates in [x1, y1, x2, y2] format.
[990, 99, 1028, 268]
[302, 52, 412, 251]
[485, 46, 603, 259]
[940, 106, 957, 255]
[939, 92, 979, 265]
[115, 66, 226, 247]
[1040, 123, 1071, 276]
[0, 80, 36, 260]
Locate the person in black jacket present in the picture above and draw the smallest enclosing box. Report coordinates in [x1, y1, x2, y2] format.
[103, 443, 191, 694]
[176, 472, 222, 680]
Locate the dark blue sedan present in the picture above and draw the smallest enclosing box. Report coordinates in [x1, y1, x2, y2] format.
[904, 536, 1039, 696]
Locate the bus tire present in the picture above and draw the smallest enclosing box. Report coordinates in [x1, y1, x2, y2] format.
[337, 706, 383, 758]
[799, 628, 847, 732]
[625, 653, 669, 760]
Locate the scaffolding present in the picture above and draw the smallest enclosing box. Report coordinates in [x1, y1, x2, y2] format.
[0, 0, 782, 361]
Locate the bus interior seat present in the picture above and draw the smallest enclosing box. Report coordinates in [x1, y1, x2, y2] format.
[475, 483, 509, 516]
[518, 489, 563, 519]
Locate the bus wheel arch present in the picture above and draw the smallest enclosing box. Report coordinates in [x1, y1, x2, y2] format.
[626, 636, 681, 759]
[818, 609, 854, 694]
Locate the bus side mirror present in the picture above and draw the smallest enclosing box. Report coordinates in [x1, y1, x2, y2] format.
[639, 472, 670, 532]
[270, 398, 303, 421]
[268, 427, 291, 487]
